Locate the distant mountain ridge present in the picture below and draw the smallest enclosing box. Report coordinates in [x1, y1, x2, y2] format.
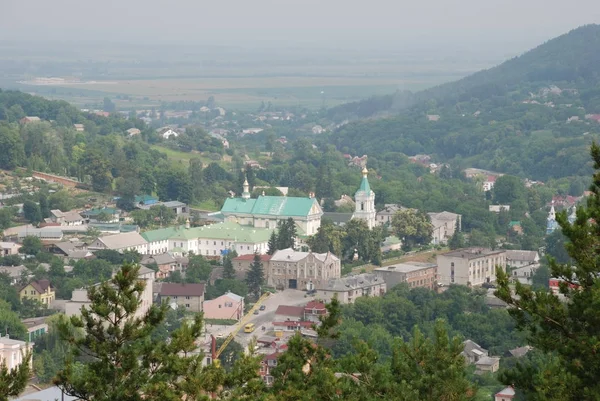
[328, 24, 600, 120]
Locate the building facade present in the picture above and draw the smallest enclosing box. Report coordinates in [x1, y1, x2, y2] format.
[203, 292, 244, 321]
[437, 248, 507, 287]
[0, 241, 20, 256]
[20, 279, 55, 305]
[158, 283, 205, 312]
[318, 273, 386, 304]
[427, 211, 461, 245]
[88, 232, 148, 254]
[374, 262, 438, 290]
[268, 248, 341, 290]
[0, 335, 32, 372]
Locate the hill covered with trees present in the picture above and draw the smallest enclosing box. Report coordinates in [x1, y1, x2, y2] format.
[325, 25, 600, 182]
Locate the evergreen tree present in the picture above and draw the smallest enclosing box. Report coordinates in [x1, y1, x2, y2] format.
[267, 231, 278, 255]
[23, 200, 41, 224]
[276, 218, 297, 250]
[222, 254, 236, 280]
[448, 219, 465, 250]
[496, 143, 600, 400]
[245, 253, 264, 299]
[55, 262, 214, 401]
[0, 349, 31, 401]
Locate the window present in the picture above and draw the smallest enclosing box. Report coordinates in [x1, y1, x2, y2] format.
[225, 302, 233, 307]
[218, 304, 222, 308]
[213, 241, 216, 245]
[185, 304, 190, 308]
[361, 202, 364, 211]
[221, 241, 223, 245]
[173, 296, 178, 300]
[213, 250, 216, 255]
[186, 296, 190, 300]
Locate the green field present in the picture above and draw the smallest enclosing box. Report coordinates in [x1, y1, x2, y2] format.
[150, 145, 229, 169]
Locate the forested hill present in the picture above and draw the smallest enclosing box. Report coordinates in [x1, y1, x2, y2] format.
[328, 24, 600, 120]
[326, 24, 600, 181]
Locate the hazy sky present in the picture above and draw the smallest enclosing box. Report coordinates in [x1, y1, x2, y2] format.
[2, 0, 600, 52]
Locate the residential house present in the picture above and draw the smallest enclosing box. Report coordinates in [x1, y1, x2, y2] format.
[318, 273, 386, 304]
[158, 283, 205, 312]
[139, 200, 188, 215]
[427, 114, 440, 121]
[0, 265, 28, 285]
[475, 356, 501, 374]
[49, 241, 93, 261]
[142, 222, 274, 257]
[495, 387, 516, 401]
[427, 211, 461, 245]
[141, 253, 179, 279]
[0, 241, 20, 256]
[348, 155, 368, 169]
[232, 254, 272, 281]
[21, 316, 48, 342]
[126, 127, 141, 136]
[73, 123, 85, 132]
[65, 265, 155, 318]
[20, 116, 41, 124]
[135, 194, 159, 206]
[88, 232, 148, 254]
[483, 175, 497, 192]
[461, 339, 488, 364]
[0, 335, 32, 372]
[506, 250, 540, 268]
[12, 386, 78, 401]
[508, 221, 523, 235]
[81, 207, 120, 223]
[203, 292, 244, 321]
[274, 305, 304, 322]
[259, 351, 279, 386]
[48, 209, 85, 226]
[304, 300, 327, 322]
[437, 248, 507, 286]
[374, 262, 437, 290]
[268, 248, 341, 291]
[506, 345, 533, 358]
[333, 194, 355, 208]
[20, 279, 55, 305]
[220, 181, 323, 235]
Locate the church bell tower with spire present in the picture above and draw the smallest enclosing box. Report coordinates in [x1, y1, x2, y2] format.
[352, 166, 376, 229]
[241, 175, 251, 200]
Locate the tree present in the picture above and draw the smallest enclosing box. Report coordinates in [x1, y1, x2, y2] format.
[102, 97, 116, 113]
[245, 253, 264, 299]
[38, 193, 50, 219]
[267, 231, 278, 255]
[22, 200, 41, 224]
[0, 207, 15, 230]
[222, 255, 236, 280]
[20, 236, 43, 255]
[493, 175, 525, 205]
[276, 218, 297, 250]
[495, 143, 600, 400]
[448, 220, 466, 250]
[0, 124, 25, 170]
[0, 300, 27, 340]
[0, 348, 31, 401]
[391, 210, 433, 251]
[186, 254, 212, 283]
[55, 263, 214, 401]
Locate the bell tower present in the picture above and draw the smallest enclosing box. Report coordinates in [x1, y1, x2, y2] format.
[352, 166, 376, 229]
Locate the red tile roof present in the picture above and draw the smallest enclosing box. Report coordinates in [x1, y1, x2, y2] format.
[304, 301, 326, 311]
[159, 283, 205, 297]
[273, 321, 314, 328]
[26, 279, 53, 294]
[233, 254, 272, 262]
[275, 305, 304, 317]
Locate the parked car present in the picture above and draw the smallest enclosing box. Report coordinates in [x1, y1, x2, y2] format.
[259, 305, 266, 311]
[253, 310, 259, 315]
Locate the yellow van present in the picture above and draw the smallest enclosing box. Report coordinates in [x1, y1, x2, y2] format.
[244, 323, 255, 333]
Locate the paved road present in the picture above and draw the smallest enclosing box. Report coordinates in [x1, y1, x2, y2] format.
[204, 289, 311, 348]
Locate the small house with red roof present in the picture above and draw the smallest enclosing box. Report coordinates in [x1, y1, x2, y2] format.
[495, 386, 516, 401]
[259, 351, 280, 386]
[304, 300, 327, 322]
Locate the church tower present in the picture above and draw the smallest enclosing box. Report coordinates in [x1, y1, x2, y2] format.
[241, 175, 251, 200]
[352, 166, 376, 229]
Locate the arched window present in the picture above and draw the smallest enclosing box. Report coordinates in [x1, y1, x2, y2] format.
[361, 202, 364, 211]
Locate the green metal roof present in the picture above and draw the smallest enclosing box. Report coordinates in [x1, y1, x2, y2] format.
[356, 176, 371, 195]
[135, 194, 159, 203]
[221, 198, 256, 214]
[84, 207, 119, 216]
[222, 195, 319, 218]
[142, 222, 274, 243]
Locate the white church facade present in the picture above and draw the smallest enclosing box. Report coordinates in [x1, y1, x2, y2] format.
[351, 167, 377, 229]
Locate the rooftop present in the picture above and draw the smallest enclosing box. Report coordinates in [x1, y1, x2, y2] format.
[441, 248, 505, 260]
[505, 250, 539, 262]
[271, 248, 339, 263]
[142, 222, 275, 243]
[322, 273, 382, 292]
[159, 283, 205, 297]
[275, 305, 305, 317]
[221, 195, 321, 217]
[375, 262, 437, 274]
[98, 232, 147, 249]
[232, 254, 272, 262]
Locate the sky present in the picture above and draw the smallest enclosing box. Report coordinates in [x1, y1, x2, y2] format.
[2, 0, 600, 54]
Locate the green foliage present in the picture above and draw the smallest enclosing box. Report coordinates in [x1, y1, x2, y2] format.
[20, 236, 42, 255]
[55, 262, 212, 401]
[495, 142, 600, 399]
[391, 209, 434, 251]
[0, 300, 27, 341]
[186, 254, 212, 283]
[245, 253, 264, 299]
[0, 348, 31, 401]
[22, 200, 41, 224]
